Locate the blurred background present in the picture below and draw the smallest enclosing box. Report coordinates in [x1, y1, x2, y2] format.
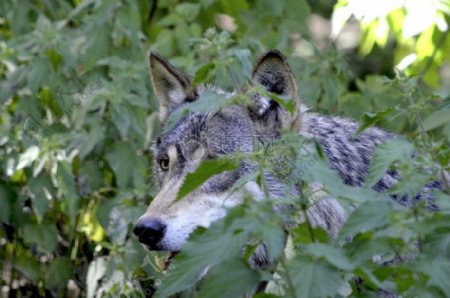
[0, 0, 449, 297]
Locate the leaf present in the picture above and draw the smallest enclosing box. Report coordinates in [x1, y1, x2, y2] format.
[198, 256, 261, 298]
[106, 206, 129, 245]
[28, 174, 53, 222]
[57, 161, 79, 227]
[175, 3, 201, 21]
[270, 93, 295, 114]
[422, 109, 450, 131]
[155, 212, 247, 297]
[419, 258, 450, 295]
[13, 254, 41, 283]
[87, 257, 107, 298]
[165, 90, 228, 130]
[285, 0, 310, 25]
[286, 257, 344, 298]
[322, 74, 340, 108]
[260, 221, 286, 263]
[105, 142, 137, 189]
[356, 108, 394, 135]
[366, 138, 414, 187]
[77, 120, 105, 160]
[23, 222, 58, 253]
[0, 184, 12, 224]
[338, 200, 392, 241]
[39, 86, 63, 118]
[176, 159, 238, 201]
[112, 104, 132, 138]
[303, 243, 354, 270]
[16, 145, 40, 170]
[192, 62, 215, 87]
[230, 49, 252, 80]
[27, 58, 52, 92]
[45, 257, 74, 289]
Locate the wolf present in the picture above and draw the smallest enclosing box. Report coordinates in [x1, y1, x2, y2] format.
[133, 50, 436, 255]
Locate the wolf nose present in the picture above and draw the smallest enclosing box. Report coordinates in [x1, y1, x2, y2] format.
[133, 218, 166, 248]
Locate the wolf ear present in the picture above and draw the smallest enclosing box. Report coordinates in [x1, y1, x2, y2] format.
[149, 52, 197, 122]
[251, 50, 300, 130]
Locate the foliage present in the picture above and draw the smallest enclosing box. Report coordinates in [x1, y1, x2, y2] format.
[0, 0, 449, 297]
[332, 0, 450, 88]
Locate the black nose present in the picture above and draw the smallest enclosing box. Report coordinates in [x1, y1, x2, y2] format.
[133, 218, 166, 249]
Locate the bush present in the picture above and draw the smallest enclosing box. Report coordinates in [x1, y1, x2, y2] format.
[0, 0, 449, 297]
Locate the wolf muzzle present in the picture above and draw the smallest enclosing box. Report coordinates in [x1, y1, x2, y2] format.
[133, 218, 166, 249]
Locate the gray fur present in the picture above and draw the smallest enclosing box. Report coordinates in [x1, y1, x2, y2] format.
[136, 50, 435, 255]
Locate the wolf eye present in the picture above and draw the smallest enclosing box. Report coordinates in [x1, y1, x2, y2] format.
[159, 156, 170, 171]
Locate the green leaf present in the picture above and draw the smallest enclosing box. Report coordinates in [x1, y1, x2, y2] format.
[356, 108, 394, 135]
[322, 74, 340, 108]
[175, 3, 201, 21]
[422, 109, 450, 131]
[303, 243, 354, 270]
[260, 221, 285, 263]
[198, 257, 261, 298]
[270, 93, 295, 114]
[192, 62, 215, 87]
[338, 200, 392, 241]
[286, 257, 344, 298]
[419, 258, 450, 295]
[176, 159, 238, 201]
[57, 161, 79, 227]
[105, 142, 137, 189]
[23, 222, 58, 253]
[155, 220, 244, 297]
[27, 58, 52, 92]
[285, 0, 310, 25]
[366, 138, 414, 187]
[0, 184, 12, 224]
[230, 49, 252, 80]
[13, 254, 41, 283]
[45, 257, 74, 289]
[106, 206, 129, 245]
[111, 104, 132, 138]
[28, 174, 53, 222]
[165, 91, 228, 130]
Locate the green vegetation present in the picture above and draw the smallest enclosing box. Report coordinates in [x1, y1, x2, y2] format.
[1, 0, 449, 297]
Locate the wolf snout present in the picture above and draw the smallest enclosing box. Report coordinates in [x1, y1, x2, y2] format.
[133, 218, 166, 249]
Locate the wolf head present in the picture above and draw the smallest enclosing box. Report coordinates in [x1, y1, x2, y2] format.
[134, 50, 300, 251]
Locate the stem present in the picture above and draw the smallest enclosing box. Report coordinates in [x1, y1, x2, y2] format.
[298, 182, 316, 243]
[411, 25, 450, 190]
[8, 235, 17, 294]
[259, 162, 270, 199]
[400, 76, 450, 191]
[279, 257, 296, 298]
[412, 206, 423, 254]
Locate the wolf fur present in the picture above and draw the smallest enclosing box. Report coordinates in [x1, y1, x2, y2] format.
[134, 50, 431, 254]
